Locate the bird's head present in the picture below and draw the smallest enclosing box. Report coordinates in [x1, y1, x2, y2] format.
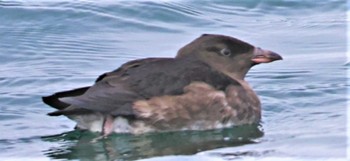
[176, 34, 282, 80]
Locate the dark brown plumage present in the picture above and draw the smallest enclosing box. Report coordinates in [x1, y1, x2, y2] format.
[42, 34, 282, 135]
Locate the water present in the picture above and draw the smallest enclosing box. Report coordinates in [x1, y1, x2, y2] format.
[0, 0, 347, 160]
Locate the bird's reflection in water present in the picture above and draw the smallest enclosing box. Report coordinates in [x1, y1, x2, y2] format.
[42, 124, 263, 161]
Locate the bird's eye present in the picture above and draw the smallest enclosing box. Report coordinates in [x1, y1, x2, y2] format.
[220, 48, 231, 56]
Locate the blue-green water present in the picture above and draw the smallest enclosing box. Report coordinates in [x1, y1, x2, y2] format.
[0, 0, 347, 160]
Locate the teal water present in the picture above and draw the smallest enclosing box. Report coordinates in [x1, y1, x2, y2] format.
[0, 0, 347, 160]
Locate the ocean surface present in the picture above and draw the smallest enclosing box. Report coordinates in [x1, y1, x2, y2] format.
[0, 0, 347, 161]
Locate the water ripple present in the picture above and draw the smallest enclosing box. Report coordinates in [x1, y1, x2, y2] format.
[0, 0, 346, 160]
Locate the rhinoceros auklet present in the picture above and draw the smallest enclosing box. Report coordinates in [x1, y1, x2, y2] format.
[43, 34, 282, 136]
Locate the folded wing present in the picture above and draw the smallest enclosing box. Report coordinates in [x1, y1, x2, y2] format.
[44, 57, 240, 117]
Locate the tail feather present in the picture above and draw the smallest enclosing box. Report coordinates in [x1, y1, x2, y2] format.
[42, 86, 90, 111]
[47, 108, 92, 116]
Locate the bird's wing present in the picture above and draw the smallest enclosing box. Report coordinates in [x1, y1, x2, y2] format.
[48, 58, 240, 117]
[44, 58, 165, 116]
